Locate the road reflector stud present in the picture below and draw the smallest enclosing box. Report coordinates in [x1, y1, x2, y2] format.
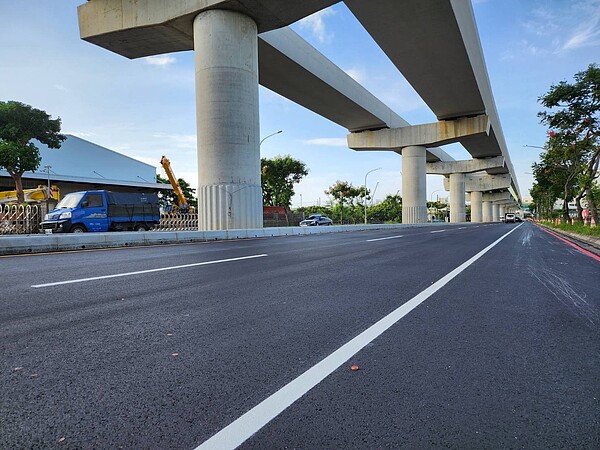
[351, 364, 359, 371]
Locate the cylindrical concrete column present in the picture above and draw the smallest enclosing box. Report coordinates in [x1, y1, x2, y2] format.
[449, 173, 466, 223]
[194, 10, 262, 230]
[492, 203, 500, 222]
[482, 201, 493, 222]
[470, 191, 483, 223]
[402, 146, 427, 223]
[499, 205, 505, 220]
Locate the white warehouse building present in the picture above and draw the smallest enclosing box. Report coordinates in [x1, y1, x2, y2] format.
[0, 135, 168, 196]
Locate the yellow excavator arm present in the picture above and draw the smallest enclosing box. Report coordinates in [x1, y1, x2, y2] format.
[160, 156, 188, 210]
[0, 185, 60, 204]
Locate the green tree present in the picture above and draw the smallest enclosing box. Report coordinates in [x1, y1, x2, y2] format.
[538, 64, 600, 221]
[261, 155, 308, 208]
[0, 101, 65, 203]
[325, 180, 367, 223]
[368, 194, 402, 223]
[157, 174, 197, 210]
[531, 133, 581, 222]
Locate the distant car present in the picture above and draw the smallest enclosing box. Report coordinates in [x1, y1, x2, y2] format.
[505, 213, 516, 223]
[300, 214, 333, 226]
[515, 216, 523, 222]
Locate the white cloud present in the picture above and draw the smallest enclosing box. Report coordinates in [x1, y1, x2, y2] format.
[562, 4, 600, 50]
[379, 80, 428, 113]
[521, 7, 559, 37]
[522, 40, 549, 56]
[131, 155, 160, 169]
[344, 67, 368, 84]
[304, 138, 347, 147]
[516, 1, 600, 55]
[54, 84, 69, 92]
[144, 55, 176, 67]
[298, 8, 336, 44]
[152, 133, 196, 150]
[64, 131, 97, 138]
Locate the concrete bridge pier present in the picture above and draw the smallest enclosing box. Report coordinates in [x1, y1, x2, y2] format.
[194, 10, 263, 230]
[492, 203, 500, 222]
[449, 173, 466, 223]
[470, 191, 483, 223]
[349, 115, 497, 225]
[402, 146, 428, 223]
[482, 201, 493, 222]
[499, 205, 506, 219]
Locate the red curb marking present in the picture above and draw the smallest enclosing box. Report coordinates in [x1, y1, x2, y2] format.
[539, 226, 600, 263]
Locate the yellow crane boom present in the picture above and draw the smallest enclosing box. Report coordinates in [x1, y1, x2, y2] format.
[0, 185, 60, 204]
[160, 156, 188, 210]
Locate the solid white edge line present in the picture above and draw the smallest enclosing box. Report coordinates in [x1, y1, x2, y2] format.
[366, 235, 404, 242]
[195, 223, 524, 450]
[31, 254, 268, 288]
[430, 230, 447, 233]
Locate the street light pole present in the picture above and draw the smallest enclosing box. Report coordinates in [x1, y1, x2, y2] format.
[364, 167, 382, 224]
[44, 164, 52, 199]
[430, 188, 443, 202]
[259, 130, 283, 147]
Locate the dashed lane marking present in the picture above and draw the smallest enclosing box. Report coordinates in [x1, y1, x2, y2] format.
[31, 254, 268, 288]
[366, 235, 404, 242]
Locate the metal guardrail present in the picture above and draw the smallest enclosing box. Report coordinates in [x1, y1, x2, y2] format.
[154, 213, 199, 231]
[0, 204, 44, 235]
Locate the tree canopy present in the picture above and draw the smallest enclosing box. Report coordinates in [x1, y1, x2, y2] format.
[534, 64, 600, 221]
[261, 155, 308, 208]
[157, 174, 198, 210]
[368, 194, 402, 223]
[0, 101, 65, 203]
[325, 180, 367, 206]
[325, 180, 370, 223]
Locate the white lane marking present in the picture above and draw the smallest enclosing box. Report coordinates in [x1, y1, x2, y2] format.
[31, 254, 268, 288]
[430, 229, 447, 233]
[195, 223, 524, 450]
[458, 227, 467, 230]
[366, 235, 404, 242]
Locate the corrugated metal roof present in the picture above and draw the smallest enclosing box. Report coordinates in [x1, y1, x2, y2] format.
[0, 134, 171, 190]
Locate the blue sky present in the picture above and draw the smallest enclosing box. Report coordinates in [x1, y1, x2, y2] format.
[1, 0, 598, 207]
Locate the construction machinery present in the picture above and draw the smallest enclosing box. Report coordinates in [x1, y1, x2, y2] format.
[159, 156, 190, 212]
[0, 185, 60, 204]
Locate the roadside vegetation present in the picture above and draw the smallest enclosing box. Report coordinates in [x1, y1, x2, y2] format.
[543, 220, 600, 238]
[530, 64, 599, 227]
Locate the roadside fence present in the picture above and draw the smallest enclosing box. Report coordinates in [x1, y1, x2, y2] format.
[154, 213, 199, 231]
[0, 204, 46, 235]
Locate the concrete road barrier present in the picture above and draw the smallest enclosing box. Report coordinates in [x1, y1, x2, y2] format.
[0, 222, 456, 256]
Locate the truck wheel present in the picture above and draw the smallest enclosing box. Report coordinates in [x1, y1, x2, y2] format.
[134, 224, 147, 232]
[71, 225, 86, 233]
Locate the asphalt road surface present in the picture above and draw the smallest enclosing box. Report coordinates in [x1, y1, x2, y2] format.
[1, 222, 599, 449]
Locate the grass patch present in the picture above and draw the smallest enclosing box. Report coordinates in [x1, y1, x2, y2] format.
[542, 221, 600, 237]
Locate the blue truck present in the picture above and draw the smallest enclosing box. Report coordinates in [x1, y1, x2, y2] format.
[40, 190, 160, 233]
